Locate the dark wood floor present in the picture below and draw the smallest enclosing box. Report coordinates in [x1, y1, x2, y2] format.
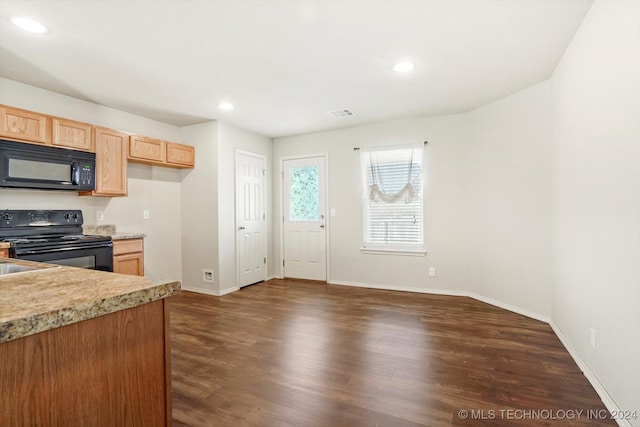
[168, 279, 613, 426]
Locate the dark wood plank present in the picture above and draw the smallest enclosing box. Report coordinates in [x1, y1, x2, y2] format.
[169, 279, 614, 426]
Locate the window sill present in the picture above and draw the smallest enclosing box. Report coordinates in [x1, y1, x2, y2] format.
[360, 247, 426, 257]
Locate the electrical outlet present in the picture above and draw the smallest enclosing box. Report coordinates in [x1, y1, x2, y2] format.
[589, 328, 596, 350]
[428, 267, 436, 277]
[96, 210, 104, 221]
[202, 269, 214, 283]
[143, 210, 150, 220]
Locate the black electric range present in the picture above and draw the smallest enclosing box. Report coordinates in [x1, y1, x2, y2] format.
[0, 210, 113, 271]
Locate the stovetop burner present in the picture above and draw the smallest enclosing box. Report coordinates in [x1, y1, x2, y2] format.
[2, 235, 110, 245]
[0, 210, 112, 248]
[4, 238, 49, 244]
[0, 209, 114, 272]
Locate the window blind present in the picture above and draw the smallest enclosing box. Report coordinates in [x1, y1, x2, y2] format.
[362, 146, 423, 248]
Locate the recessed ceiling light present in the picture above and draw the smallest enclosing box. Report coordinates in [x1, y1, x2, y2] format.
[219, 102, 234, 110]
[393, 61, 415, 73]
[12, 17, 48, 34]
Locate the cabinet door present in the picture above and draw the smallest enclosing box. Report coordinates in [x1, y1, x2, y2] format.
[0, 300, 170, 426]
[0, 248, 8, 258]
[129, 136, 165, 163]
[113, 239, 144, 276]
[114, 253, 144, 276]
[86, 127, 128, 196]
[0, 105, 50, 144]
[52, 118, 94, 151]
[166, 142, 195, 168]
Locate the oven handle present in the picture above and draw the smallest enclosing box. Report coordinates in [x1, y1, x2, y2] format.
[14, 242, 112, 255]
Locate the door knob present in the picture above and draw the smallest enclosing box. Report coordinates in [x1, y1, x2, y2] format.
[320, 224, 325, 228]
[238, 226, 246, 230]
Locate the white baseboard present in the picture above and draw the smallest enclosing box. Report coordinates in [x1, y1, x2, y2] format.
[467, 292, 550, 324]
[327, 278, 626, 425]
[550, 322, 631, 427]
[181, 284, 239, 297]
[328, 279, 469, 297]
[218, 286, 240, 296]
[184, 276, 626, 423]
[180, 284, 218, 296]
[328, 279, 549, 323]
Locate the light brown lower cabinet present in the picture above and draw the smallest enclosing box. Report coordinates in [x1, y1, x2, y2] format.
[113, 238, 144, 276]
[0, 299, 173, 426]
[0, 249, 8, 258]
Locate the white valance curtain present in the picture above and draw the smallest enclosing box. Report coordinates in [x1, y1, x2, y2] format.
[361, 144, 423, 204]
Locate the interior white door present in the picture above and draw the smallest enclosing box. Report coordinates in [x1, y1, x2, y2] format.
[283, 156, 326, 281]
[236, 151, 267, 288]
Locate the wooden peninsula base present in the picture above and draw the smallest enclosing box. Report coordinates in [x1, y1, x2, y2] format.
[0, 299, 172, 426]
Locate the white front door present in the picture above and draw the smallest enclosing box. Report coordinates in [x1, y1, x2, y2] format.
[283, 156, 327, 281]
[236, 151, 267, 288]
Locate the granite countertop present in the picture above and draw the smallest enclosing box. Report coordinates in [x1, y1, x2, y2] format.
[110, 232, 146, 240]
[0, 257, 180, 344]
[83, 224, 145, 240]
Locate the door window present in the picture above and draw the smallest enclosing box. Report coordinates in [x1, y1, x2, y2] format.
[289, 166, 319, 221]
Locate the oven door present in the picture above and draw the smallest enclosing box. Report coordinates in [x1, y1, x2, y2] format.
[13, 242, 113, 272]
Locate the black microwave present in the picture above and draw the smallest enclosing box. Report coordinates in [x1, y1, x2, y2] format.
[0, 139, 96, 191]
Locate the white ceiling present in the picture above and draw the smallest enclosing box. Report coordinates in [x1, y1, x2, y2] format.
[0, 0, 593, 138]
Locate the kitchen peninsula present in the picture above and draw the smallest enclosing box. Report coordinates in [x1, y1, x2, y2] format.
[0, 258, 180, 426]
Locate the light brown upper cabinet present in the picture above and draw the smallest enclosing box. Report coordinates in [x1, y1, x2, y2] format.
[0, 104, 195, 184]
[0, 105, 51, 144]
[166, 142, 195, 167]
[81, 127, 128, 197]
[128, 135, 166, 164]
[128, 136, 194, 169]
[52, 117, 94, 152]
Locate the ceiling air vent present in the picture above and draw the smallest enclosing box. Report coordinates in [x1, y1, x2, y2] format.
[328, 109, 354, 118]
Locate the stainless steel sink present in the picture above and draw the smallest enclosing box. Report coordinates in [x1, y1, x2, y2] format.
[0, 262, 58, 275]
[0, 263, 39, 275]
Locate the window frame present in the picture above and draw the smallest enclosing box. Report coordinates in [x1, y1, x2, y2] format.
[360, 144, 426, 256]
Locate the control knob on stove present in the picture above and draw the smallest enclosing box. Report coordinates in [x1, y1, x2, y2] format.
[1, 212, 12, 223]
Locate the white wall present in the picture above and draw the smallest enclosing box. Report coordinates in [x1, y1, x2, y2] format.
[0, 77, 184, 281]
[274, 114, 470, 294]
[274, 81, 554, 318]
[550, 0, 640, 422]
[464, 81, 553, 317]
[274, 0, 639, 417]
[179, 120, 272, 294]
[180, 121, 220, 293]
